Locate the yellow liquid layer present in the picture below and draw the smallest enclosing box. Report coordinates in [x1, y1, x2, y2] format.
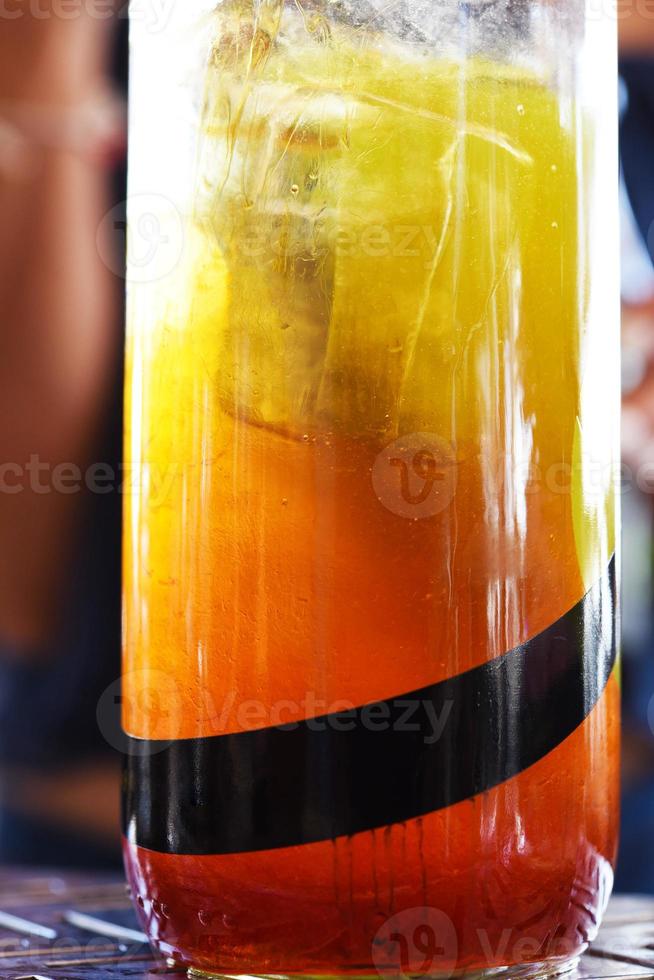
[123, 37, 610, 741]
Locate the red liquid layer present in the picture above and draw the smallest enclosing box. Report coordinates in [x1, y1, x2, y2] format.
[124, 678, 619, 977]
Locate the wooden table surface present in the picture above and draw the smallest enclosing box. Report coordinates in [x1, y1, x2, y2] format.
[0, 872, 653, 980]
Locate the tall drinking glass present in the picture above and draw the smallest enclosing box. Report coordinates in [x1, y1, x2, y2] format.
[122, 0, 620, 976]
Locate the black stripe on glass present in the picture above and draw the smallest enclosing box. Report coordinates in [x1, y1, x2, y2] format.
[123, 558, 616, 855]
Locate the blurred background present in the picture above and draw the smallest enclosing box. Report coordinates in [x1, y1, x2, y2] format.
[0, 0, 653, 888]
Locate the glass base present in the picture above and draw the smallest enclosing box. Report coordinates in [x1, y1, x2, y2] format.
[187, 955, 580, 980]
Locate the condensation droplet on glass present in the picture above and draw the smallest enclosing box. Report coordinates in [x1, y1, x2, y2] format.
[302, 433, 310, 442]
[550, 164, 558, 173]
[290, 183, 299, 196]
[281, 497, 289, 506]
[551, 221, 559, 230]
[198, 909, 212, 926]
[516, 103, 525, 115]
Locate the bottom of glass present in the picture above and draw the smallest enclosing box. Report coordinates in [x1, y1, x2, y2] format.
[187, 954, 580, 980]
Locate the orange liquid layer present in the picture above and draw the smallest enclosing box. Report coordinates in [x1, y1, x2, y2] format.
[122, 415, 598, 742]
